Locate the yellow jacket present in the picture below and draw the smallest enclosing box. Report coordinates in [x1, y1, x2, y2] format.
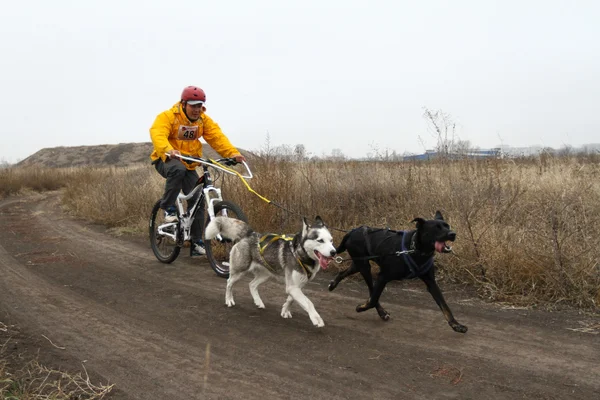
[149, 103, 239, 170]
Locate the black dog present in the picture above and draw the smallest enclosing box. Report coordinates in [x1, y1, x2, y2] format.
[329, 211, 467, 333]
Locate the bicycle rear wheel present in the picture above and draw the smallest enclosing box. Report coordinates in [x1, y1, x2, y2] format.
[149, 200, 181, 263]
[204, 200, 248, 278]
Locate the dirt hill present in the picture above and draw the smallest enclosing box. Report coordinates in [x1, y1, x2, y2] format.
[17, 142, 225, 168]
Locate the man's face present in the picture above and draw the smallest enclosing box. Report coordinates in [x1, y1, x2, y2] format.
[184, 102, 203, 121]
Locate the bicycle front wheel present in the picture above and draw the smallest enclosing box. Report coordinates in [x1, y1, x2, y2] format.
[149, 199, 181, 263]
[204, 200, 248, 278]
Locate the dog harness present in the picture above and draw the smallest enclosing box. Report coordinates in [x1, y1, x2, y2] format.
[341, 227, 434, 278]
[258, 234, 314, 278]
[356, 227, 434, 278]
[401, 231, 434, 279]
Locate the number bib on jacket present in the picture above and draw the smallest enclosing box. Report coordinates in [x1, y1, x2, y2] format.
[177, 125, 199, 140]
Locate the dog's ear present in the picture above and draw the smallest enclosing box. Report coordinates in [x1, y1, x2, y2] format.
[302, 216, 309, 236]
[434, 210, 444, 221]
[314, 215, 324, 227]
[412, 218, 426, 229]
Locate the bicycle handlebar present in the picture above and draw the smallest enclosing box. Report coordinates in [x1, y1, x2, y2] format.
[173, 154, 253, 179]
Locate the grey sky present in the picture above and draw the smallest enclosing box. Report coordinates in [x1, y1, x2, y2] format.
[1, 0, 598, 163]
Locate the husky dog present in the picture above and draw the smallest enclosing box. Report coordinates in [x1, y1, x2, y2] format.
[205, 216, 336, 327]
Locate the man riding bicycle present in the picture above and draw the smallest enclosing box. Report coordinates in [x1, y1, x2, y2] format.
[150, 85, 246, 256]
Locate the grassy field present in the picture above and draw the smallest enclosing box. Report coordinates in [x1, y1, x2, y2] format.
[2, 154, 599, 309]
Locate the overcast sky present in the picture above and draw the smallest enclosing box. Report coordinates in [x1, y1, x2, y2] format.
[1, 0, 598, 163]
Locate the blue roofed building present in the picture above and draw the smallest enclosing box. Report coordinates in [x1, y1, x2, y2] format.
[403, 148, 502, 161]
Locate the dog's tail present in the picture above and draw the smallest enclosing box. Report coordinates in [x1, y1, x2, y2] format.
[205, 216, 252, 242]
[335, 230, 353, 254]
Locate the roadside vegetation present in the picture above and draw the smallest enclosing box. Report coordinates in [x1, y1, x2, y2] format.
[2, 152, 599, 309]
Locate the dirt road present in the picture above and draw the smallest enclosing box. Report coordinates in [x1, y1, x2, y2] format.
[0, 193, 598, 400]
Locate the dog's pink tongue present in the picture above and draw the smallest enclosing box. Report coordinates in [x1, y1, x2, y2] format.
[435, 241, 445, 253]
[317, 252, 330, 270]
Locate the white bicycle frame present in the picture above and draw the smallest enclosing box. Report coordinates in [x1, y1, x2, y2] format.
[156, 155, 252, 243]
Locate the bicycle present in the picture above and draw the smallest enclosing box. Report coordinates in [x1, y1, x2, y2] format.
[149, 154, 252, 278]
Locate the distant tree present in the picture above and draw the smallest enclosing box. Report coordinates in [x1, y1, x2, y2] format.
[258, 133, 298, 161]
[366, 141, 381, 160]
[294, 144, 307, 161]
[422, 107, 458, 157]
[557, 144, 573, 157]
[541, 147, 556, 155]
[330, 148, 346, 161]
[366, 142, 402, 161]
[454, 140, 475, 156]
[258, 132, 273, 160]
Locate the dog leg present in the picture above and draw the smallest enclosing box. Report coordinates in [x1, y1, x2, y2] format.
[281, 295, 294, 319]
[225, 246, 251, 307]
[249, 270, 271, 309]
[421, 275, 468, 333]
[356, 274, 389, 320]
[287, 286, 324, 328]
[358, 265, 390, 321]
[328, 261, 360, 291]
[225, 271, 245, 307]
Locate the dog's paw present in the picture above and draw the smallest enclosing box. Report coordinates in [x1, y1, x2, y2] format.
[378, 311, 390, 321]
[355, 303, 369, 313]
[312, 316, 325, 328]
[451, 323, 468, 333]
[255, 301, 265, 309]
[225, 299, 235, 307]
[328, 280, 337, 291]
[281, 310, 292, 319]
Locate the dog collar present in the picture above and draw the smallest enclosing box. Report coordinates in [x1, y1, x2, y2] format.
[408, 231, 435, 258]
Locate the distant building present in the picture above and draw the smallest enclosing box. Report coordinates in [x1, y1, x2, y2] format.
[403, 148, 502, 161]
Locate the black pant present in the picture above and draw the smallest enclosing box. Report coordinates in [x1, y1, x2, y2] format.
[154, 158, 204, 241]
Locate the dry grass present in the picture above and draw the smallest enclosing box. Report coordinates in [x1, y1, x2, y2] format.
[5, 155, 600, 308]
[0, 322, 113, 399]
[60, 165, 163, 234]
[0, 167, 76, 198]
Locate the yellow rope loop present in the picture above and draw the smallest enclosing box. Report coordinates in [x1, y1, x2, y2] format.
[210, 159, 272, 204]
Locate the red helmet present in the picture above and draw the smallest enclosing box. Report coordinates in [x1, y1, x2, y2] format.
[181, 86, 206, 104]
